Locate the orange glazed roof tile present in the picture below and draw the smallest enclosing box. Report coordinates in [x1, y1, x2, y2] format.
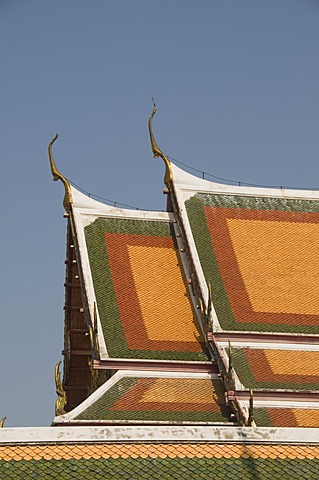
[254, 408, 319, 428]
[232, 347, 319, 391]
[2, 440, 319, 479]
[184, 192, 319, 334]
[76, 211, 209, 361]
[54, 372, 231, 425]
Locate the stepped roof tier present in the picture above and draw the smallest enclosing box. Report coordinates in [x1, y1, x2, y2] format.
[1, 109, 319, 478]
[168, 164, 319, 427]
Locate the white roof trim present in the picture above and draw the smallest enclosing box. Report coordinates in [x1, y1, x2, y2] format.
[170, 162, 319, 202]
[71, 186, 173, 227]
[219, 342, 319, 352]
[1, 425, 319, 445]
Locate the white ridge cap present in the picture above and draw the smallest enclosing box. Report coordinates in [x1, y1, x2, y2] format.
[170, 162, 319, 200]
[0, 425, 319, 445]
[71, 186, 116, 211]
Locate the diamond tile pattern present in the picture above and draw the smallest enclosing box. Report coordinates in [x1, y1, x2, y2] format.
[1, 443, 319, 479]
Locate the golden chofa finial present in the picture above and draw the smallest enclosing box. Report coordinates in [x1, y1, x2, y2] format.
[48, 134, 73, 211]
[148, 103, 173, 188]
[0, 417, 6, 428]
[54, 361, 67, 416]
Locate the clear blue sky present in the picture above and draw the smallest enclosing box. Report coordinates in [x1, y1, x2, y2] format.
[1, 0, 319, 427]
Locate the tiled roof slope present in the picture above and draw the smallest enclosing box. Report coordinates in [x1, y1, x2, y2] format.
[185, 192, 319, 333]
[54, 372, 231, 425]
[83, 215, 208, 360]
[2, 440, 319, 479]
[232, 347, 319, 391]
[167, 162, 319, 425]
[254, 408, 319, 427]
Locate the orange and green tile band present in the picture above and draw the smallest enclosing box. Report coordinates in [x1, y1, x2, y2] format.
[84, 217, 208, 361]
[2, 443, 319, 461]
[232, 348, 319, 391]
[75, 376, 230, 422]
[256, 407, 319, 428]
[2, 442, 319, 479]
[186, 193, 319, 333]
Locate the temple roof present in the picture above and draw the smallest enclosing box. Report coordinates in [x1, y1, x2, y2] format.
[2, 116, 319, 478]
[45, 123, 319, 425]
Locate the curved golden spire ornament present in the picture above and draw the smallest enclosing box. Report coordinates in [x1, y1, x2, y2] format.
[54, 361, 67, 416]
[0, 417, 6, 428]
[148, 104, 173, 188]
[48, 134, 73, 211]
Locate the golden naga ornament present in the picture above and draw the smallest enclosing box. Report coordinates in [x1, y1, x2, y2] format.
[48, 134, 73, 211]
[54, 361, 67, 416]
[148, 104, 173, 188]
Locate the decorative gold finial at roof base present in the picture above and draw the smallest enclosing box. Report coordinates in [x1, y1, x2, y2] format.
[0, 417, 6, 428]
[54, 360, 67, 416]
[247, 388, 256, 427]
[148, 104, 173, 188]
[48, 134, 73, 211]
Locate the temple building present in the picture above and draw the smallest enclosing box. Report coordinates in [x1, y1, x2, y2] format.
[1, 107, 319, 478]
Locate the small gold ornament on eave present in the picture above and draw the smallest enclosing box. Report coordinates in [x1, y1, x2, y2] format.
[54, 361, 67, 416]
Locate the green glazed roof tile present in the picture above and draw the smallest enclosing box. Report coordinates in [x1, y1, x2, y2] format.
[232, 347, 319, 391]
[2, 442, 319, 480]
[84, 217, 209, 361]
[185, 193, 319, 334]
[74, 375, 231, 423]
